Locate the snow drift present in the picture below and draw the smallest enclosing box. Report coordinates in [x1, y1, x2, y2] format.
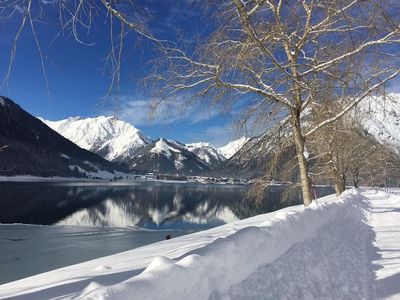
[79, 190, 359, 300]
[0, 190, 364, 300]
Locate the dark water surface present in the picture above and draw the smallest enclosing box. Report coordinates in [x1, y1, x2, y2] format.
[0, 181, 334, 283]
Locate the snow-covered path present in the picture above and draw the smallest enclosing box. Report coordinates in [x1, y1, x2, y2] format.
[1, 189, 400, 299]
[368, 189, 400, 299]
[227, 189, 400, 299]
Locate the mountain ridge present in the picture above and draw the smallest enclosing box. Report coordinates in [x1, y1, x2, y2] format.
[217, 137, 250, 159]
[0, 96, 128, 178]
[40, 116, 151, 162]
[127, 138, 212, 175]
[41, 115, 249, 172]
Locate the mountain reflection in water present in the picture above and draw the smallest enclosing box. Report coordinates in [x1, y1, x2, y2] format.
[0, 182, 335, 230]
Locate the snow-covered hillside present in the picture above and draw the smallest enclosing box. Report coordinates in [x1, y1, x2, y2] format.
[218, 137, 250, 159]
[218, 94, 400, 179]
[40, 116, 150, 162]
[186, 142, 226, 165]
[128, 138, 212, 175]
[359, 93, 400, 152]
[39, 116, 253, 170]
[40, 116, 247, 168]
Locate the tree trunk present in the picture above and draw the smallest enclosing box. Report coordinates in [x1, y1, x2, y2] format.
[291, 111, 313, 207]
[352, 168, 359, 188]
[353, 179, 359, 188]
[325, 144, 344, 197]
[342, 172, 346, 191]
[331, 167, 344, 197]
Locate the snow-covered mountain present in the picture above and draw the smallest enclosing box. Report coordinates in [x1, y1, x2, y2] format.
[0, 97, 128, 178]
[186, 142, 226, 166]
[39, 115, 251, 173]
[40, 116, 151, 162]
[38, 112, 256, 172]
[359, 93, 400, 152]
[128, 138, 212, 175]
[219, 94, 400, 179]
[217, 128, 295, 179]
[217, 137, 250, 159]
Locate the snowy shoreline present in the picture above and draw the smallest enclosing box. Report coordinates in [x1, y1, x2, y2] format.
[0, 175, 332, 188]
[0, 189, 352, 299]
[0, 175, 109, 182]
[0, 175, 188, 184]
[0, 176, 252, 187]
[3, 188, 398, 299]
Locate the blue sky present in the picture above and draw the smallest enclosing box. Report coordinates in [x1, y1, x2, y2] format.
[2, 1, 400, 147]
[0, 1, 244, 146]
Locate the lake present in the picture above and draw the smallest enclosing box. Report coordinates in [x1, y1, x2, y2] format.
[0, 181, 334, 283]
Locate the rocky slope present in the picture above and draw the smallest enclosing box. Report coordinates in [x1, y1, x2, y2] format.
[359, 93, 400, 153]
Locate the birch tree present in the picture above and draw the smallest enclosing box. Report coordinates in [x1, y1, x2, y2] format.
[147, 0, 400, 206]
[3, 1, 400, 205]
[308, 100, 373, 196]
[1, 0, 158, 96]
[309, 92, 400, 194]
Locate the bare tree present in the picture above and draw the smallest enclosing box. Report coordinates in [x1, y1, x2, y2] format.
[145, 0, 400, 206]
[0, 0, 159, 99]
[309, 93, 400, 195]
[308, 99, 373, 195]
[3, 1, 400, 205]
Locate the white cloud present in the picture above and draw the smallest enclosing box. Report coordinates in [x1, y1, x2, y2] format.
[98, 94, 263, 146]
[112, 96, 221, 126]
[117, 99, 153, 126]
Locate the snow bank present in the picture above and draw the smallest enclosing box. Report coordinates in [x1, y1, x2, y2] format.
[78, 190, 360, 300]
[0, 190, 363, 299]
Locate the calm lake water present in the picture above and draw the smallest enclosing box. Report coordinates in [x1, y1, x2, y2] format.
[0, 181, 334, 283]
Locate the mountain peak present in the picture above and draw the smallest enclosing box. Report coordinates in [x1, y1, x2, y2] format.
[0, 97, 126, 178]
[150, 139, 181, 158]
[40, 116, 151, 162]
[218, 137, 250, 159]
[68, 116, 81, 121]
[129, 138, 211, 175]
[186, 142, 226, 165]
